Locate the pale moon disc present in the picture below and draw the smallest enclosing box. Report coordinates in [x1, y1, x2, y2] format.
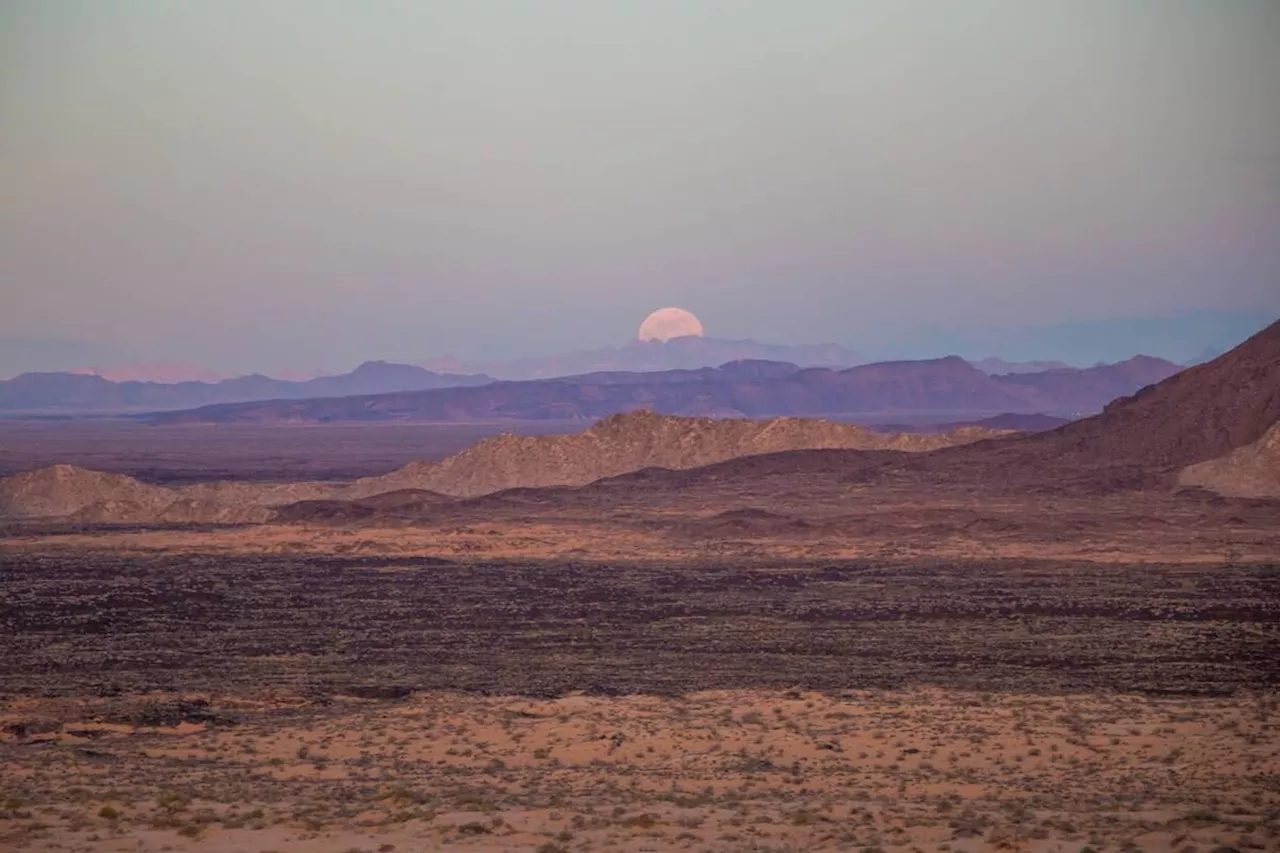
[638, 307, 705, 342]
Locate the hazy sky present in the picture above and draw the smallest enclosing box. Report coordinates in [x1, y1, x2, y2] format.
[2, 0, 1278, 372]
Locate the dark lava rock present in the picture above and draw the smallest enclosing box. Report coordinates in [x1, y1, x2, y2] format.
[342, 685, 415, 701]
[132, 699, 238, 727]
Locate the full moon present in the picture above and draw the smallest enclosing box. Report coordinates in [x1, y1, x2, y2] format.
[638, 307, 705, 342]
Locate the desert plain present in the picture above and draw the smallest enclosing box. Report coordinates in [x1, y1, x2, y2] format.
[2, 324, 1279, 853]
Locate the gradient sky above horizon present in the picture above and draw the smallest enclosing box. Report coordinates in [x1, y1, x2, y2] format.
[1, 1, 1278, 373]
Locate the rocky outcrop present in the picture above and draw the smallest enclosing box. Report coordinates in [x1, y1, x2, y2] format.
[1178, 422, 1280, 498]
[0, 465, 333, 524]
[347, 411, 1013, 499]
[0, 465, 172, 520]
[0, 412, 1016, 523]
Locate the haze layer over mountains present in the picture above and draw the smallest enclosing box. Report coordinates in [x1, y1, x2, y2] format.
[0, 361, 491, 413]
[151, 354, 1179, 424]
[1, 343, 1181, 421]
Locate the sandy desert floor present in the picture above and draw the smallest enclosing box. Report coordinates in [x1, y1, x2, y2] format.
[4, 686, 1279, 853]
[3, 529, 1279, 852]
[2, 424, 1278, 852]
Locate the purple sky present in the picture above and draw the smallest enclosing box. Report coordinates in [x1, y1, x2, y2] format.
[2, 1, 1278, 373]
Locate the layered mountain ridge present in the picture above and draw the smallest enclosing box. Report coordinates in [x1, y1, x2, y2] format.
[609, 319, 1280, 497]
[3, 319, 1274, 524]
[151, 355, 1180, 424]
[0, 361, 491, 413]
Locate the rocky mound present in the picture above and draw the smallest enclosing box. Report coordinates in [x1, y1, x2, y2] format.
[0, 413, 1014, 523]
[1178, 422, 1280, 498]
[348, 410, 1013, 499]
[0, 464, 172, 520]
[1008, 318, 1280, 475]
[868, 318, 1280, 492]
[0, 466, 346, 523]
[605, 319, 1280, 498]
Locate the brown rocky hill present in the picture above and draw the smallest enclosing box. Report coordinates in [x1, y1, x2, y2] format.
[999, 318, 1280, 476]
[0, 464, 173, 520]
[844, 316, 1280, 493]
[347, 410, 1012, 499]
[0, 465, 336, 523]
[629, 318, 1280, 496]
[1178, 422, 1280, 498]
[0, 413, 1012, 522]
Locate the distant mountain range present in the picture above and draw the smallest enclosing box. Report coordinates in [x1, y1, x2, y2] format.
[426, 340, 1089, 381]
[5, 322, 1275, 526]
[554, 318, 1280, 503]
[858, 317, 1280, 493]
[151, 354, 1183, 424]
[1, 338, 1136, 415]
[0, 361, 491, 413]
[419, 336, 865, 379]
[6, 311, 1269, 382]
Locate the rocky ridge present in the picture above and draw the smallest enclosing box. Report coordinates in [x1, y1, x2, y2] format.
[0, 413, 1011, 522]
[345, 411, 1012, 499]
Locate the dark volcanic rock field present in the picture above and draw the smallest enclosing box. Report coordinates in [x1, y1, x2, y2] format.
[2, 554, 1277, 699]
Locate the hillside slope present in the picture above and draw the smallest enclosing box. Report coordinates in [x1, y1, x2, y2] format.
[0, 413, 1011, 521]
[348, 410, 1011, 498]
[0, 464, 173, 520]
[1178, 423, 1280, 498]
[648, 319, 1280, 495]
[0, 465, 336, 522]
[1002, 318, 1280, 474]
